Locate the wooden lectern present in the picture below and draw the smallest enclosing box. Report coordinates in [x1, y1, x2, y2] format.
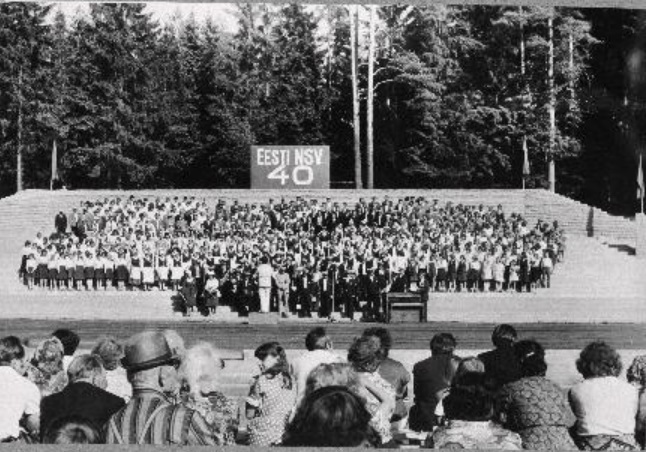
[386, 292, 426, 323]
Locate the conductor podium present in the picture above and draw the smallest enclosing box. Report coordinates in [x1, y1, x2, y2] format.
[386, 292, 427, 323]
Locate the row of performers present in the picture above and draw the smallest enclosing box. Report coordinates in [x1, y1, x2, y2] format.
[20, 249, 552, 293]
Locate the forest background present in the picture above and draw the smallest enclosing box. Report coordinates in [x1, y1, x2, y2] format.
[1, 3, 645, 215]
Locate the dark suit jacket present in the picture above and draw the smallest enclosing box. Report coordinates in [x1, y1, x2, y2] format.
[410, 354, 461, 431]
[40, 381, 125, 440]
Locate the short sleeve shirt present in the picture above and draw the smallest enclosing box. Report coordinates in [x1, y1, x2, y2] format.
[0, 366, 40, 440]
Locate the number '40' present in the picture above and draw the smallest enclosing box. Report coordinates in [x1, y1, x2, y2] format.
[267, 165, 314, 186]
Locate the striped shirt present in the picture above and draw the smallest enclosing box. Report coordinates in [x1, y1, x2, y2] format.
[105, 388, 218, 445]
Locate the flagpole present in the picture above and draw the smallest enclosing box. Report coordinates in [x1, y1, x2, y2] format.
[640, 153, 644, 215]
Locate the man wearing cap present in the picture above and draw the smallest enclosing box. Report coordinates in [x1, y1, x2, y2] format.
[106, 331, 217, 445]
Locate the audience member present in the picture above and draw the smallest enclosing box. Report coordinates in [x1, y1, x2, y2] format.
[305, 362, 362, 396]
[291, 327, 343, 401]
[430, 357, 522, 449]
[105, 331, 217, 445]
[0, 336, 40, 442]
[246, 342, 296, 446]
[283, 386, 379, 447]
[348, 335, 396, 445]
[409, 333, 461, 432]
[569, 341, 639, 450]
[91, 336, 131, 402]
[478, 324, 522, 391]
[495, 340, 576, 449]
[42, 416, 101, 444]
[362, 327, 411, 422]
[40, 354, 124, 441]
[25, 337, 67, 397]
[180, 342, 239, 445]
[52, 329, 80, 372]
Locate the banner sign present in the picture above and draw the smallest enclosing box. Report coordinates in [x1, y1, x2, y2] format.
[251, 145, 330, 189]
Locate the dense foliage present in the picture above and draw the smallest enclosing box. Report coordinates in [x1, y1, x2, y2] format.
[0, 3, 643, 214]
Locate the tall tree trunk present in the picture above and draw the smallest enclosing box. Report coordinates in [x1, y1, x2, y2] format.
[367, 5, 375, 189]
[327, 5, 334, 124]
[520, 6, 527, 189]
[548, 10, 556, 192]
[350, 5, 362, 189]
[17, 65, 23, 193]
[520, 7, 526, 77]
[568, 31, 575, 108]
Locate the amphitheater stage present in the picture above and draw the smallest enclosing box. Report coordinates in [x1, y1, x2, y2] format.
[0, 189, 643, 324]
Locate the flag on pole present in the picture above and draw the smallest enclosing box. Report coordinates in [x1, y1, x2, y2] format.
[638, 153, 644, 200]
[522, 137, 530, 177]
[50, 139, 58, 190]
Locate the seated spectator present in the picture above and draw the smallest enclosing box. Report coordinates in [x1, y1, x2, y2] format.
[52, 329, 80, 372]
[291, 327, 343, 402]
[569, 341, 639, 450]
[180, 342, 239, 445]
[627, 354, 646, 389]
[478, 324, 522, 391]
[91, 336, 132, 402]
[409, 333, 461, 432]
[362, 327, 411, 423]
[348, 336, 396, 445]
[305, 362, 362, 396]
[283, 386, 379, 447]
[246, 342, 296, 446]
[25, 337, 67, 397]
[495, 340, 576, 450]
[430, 358, 522, 449]
[40, 354, 124, 441]
[106, 331, 218, 445]
[42, 416, 101, 444]
[0, 336, 40, 442]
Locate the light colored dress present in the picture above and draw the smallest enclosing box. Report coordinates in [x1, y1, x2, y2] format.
[358, 371, 396, 444]
[246, 374, 296, 446]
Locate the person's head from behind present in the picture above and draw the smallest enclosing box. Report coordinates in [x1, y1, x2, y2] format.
[285, 386, 377, 447]
[305, 327, 332, 352]
[67, 354, 107, 390]
[443, 357, 493, 422]
[362, 327, 392, 359]
[42, 416, 101, 444]
[122, 331, 181, 396]
[576, 341, 622, 379]
[33, 337, 65, 376]
[255, 341, 292, 388]
[91, 336, 123, 372]
[180, 342, 224, 397]
[348, 336, 381, 373]
[0, 336, 26, 373]
[515, 340, 547, 378]
[491, 324, 517, 349]
[52, 329, 80, 357]
[430, 333, 457, 356]
[305, 362, 361, 397]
